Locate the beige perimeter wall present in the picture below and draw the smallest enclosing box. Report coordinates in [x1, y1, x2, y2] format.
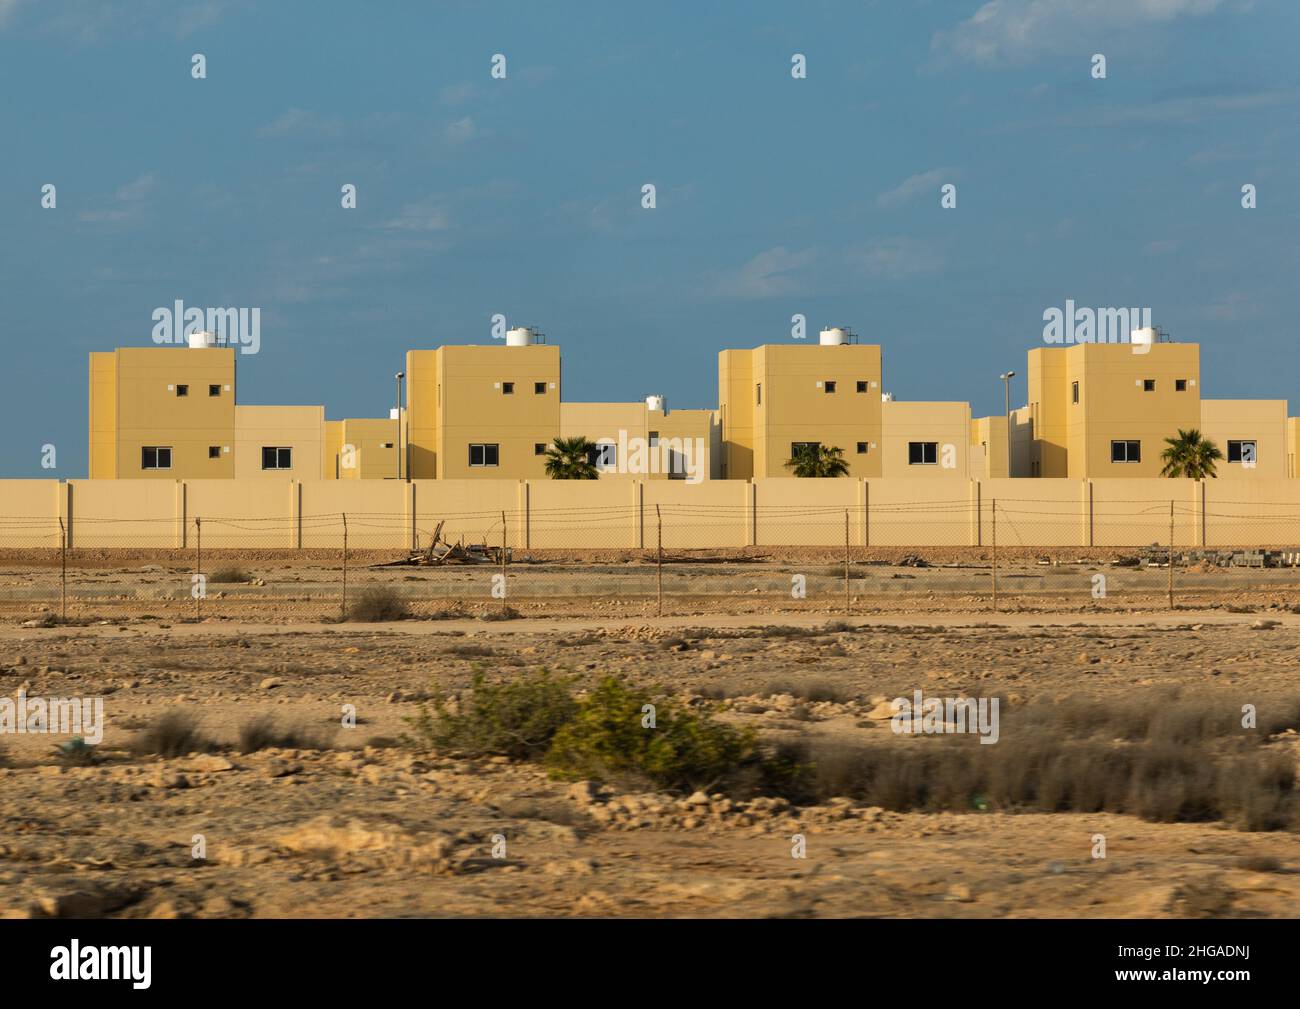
[5, 478, 1300, 549]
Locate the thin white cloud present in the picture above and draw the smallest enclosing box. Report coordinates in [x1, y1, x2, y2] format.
[379, 197, 450, 233]
[257, 108, 343, 139]
[712, 246, 818, 299]
[933, 0, 1229, 66]
[853, 237, 945, 280]
[439, 82, 476, 106]
[876, 168, 956, 209]
[115, 172, 156, 201]
[444, 116, 479, 145]
[79, 172, 157, 224]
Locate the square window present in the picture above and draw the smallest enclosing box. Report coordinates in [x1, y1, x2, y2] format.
[1111, 440, 1141, 463]
[469, 443, 500, 467]
[587, 444, 617, 469]
[142, 446, 172, 470]
[1176, 379, 1187, 392]
[1143, 379, 1155, 392]
[1228, 440, 1257, 464]
[534, 443, 546, 455]
[534, 382, 546, 395]
[791, 441, 820, 460]
[1071, 381, 1079, 404]
[856, 442, 868, 454]
[208, 446, 220, 459]
[502, 382, 514, 395]
[176, 384, 189, 397]
[208, 384, 221, 397]
[262, 446, 292, 470]
[824, 381, 836, 393]
[856, 381, 868, 393]
[908, 442, 938, 465]
[756, 383, 762, 405]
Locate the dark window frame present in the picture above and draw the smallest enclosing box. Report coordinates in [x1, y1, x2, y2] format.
[908, 441, 938, 466]
[1111, 440, 1141, 463]
[468, 443, 500, 468]
[261, 446, 293, 470]
[142, 446, 172, 470]
[1227, 440, 1257, 464]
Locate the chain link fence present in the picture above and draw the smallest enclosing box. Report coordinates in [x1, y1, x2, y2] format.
[3, 498, 1300, 624]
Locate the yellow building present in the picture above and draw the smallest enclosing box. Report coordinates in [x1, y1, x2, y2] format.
[1199, 400, 1288, 480]
[971, 415, 1010, 479]
[405, 329, 561, 479]
[233, 405, 326, 480]
[325, 417, 400, 480]
[89, 343, 237, 479]
[1025, 339, 1202, 478]
[880, 400, 972, 478]
[86, 328, 1300, 484]
[560, 399, 719, 482]
[718, 329, 883, 479]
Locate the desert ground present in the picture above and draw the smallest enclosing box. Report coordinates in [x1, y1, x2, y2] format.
[2, 586, 1299, 919]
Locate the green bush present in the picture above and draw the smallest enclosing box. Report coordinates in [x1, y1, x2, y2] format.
[546, 677, 758, 791]
[404, 668, 577, 760]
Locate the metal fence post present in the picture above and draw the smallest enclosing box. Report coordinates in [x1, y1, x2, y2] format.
[991, 499, 998, 613]
[1168, 500, 1174, 610]
[58, 517, 66, 622]
[194, 516, 202, 620]
[656, 504, 663, 617]
[341, 513, 348, 621]
[844, 509, 851, 615]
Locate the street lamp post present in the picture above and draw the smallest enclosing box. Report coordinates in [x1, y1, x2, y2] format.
[999, 371, 1016, 476]
[395, 371, 405, 481]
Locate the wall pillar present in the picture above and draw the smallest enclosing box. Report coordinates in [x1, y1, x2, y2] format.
[747, 481, 757, 547]
[635, 481, 644, 549]
[1084, 480, 1094, 548]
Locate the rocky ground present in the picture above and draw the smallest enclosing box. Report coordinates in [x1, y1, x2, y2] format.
[1, 612, 1298, 918]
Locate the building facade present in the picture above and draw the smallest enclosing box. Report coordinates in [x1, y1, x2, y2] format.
[87, 325, 1299, 483]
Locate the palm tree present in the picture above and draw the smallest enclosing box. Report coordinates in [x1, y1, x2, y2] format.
[543, 436, 599, 479]
[1160, 429, 1223, 479]
[784, 444, 850, 478]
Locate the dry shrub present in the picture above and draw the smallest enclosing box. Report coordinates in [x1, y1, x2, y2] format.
[347, 586, 409, 622]
[209, 567, 252, 584]
[131, 710, 215, 757]
[238, 715, 335, 753]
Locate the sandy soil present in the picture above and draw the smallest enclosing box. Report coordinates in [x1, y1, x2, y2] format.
[1, 613, 1297, 919]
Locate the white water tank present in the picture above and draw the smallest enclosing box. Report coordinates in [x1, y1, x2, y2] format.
[188, 330, 218, 349]
[1130, 327, 1157, 349]
[506, 326, 537, 346]
[645, 395, 667, 413]
[881, 392, 894, 403]
[819, 327, 850, 346]
[389, 408, 400, 420]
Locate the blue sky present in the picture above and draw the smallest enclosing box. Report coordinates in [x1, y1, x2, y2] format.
[1, 0, 1297, 477]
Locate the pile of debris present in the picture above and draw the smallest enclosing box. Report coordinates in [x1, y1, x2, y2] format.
[377, 520, 510, 567]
